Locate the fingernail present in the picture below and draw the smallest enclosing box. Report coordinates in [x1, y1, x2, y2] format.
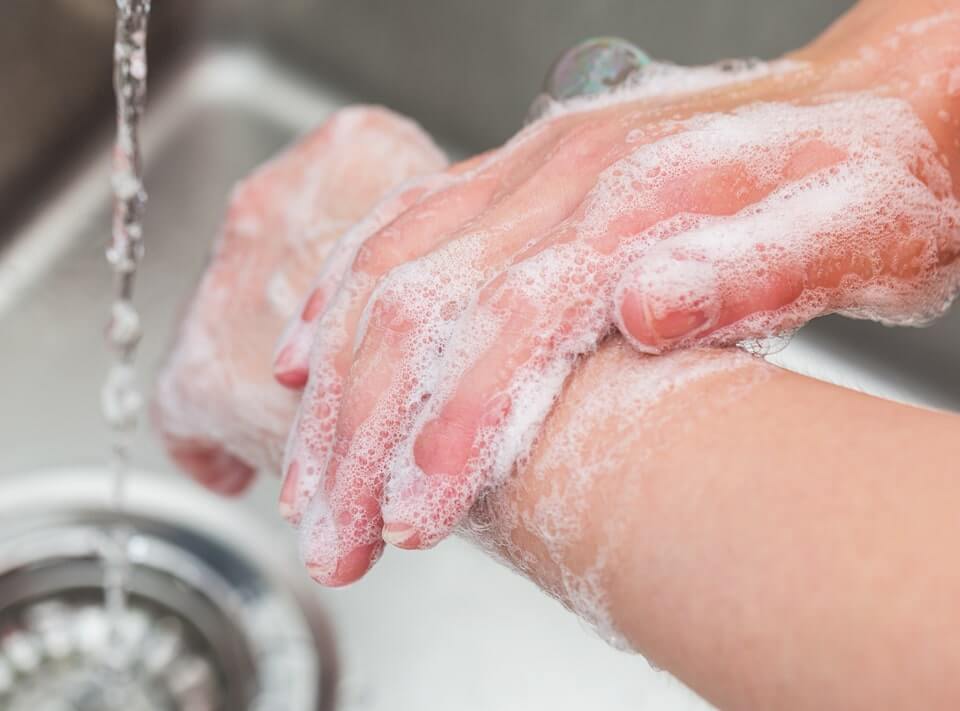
[618, 258, 720, 352]
[331, 542, 382, 586]
[278, 460, 301, 524]
[635, 297, 717, 351]
[308, 540, 337, 585]
[617, 288, 663, 353]
[652, 308, 712, 340]
[300, 518, 337, 583]
[305, 560, 337, 585]
[306, 542, 381, 587]
[273, 343, 309, 388]
[382, 522, 420, 548]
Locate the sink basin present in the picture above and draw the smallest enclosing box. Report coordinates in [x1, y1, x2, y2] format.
[0, 468, 334, 711]
[0, 49, 714, 710]
[2, 3, 958, 709]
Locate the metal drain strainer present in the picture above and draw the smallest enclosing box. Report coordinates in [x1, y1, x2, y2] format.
[0, 594, 218, 711]
[0, 470, 337, 711]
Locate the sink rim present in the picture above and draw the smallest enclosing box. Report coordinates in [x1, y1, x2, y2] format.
[0, 466, 339, 710]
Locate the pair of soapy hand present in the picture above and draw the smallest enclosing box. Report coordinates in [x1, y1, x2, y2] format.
[156, 35, 960, 586]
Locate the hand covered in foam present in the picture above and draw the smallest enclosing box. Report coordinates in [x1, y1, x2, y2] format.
[153, 106, 447, 493]
[277, 7, 960, 586]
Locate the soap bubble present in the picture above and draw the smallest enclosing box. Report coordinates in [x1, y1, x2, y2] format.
[545, 37, 651, 101]
[527, 37, 651, 122]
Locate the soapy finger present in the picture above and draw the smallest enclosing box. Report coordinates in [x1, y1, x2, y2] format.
[617, 155, 960, 352]
[279, 113, 596, 524]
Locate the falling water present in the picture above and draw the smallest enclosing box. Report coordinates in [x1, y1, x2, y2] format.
[100, 0, 151, 680]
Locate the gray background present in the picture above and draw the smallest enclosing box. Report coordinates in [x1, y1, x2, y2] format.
[238, 0, 856, 148]
[2, 0, 856, 226]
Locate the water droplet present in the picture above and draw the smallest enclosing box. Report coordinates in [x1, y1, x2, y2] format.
[107, 300, 142, 351]
[101, 364, 143, 430]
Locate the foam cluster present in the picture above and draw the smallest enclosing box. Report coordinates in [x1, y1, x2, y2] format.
[154, 106, 446, 487]
[463, 343, 771, 648]
[291, 82, 960, 579]
[532, 56, 805, 123]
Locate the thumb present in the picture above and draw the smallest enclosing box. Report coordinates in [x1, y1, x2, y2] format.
[615, 160, 959, 353]
[615, 247, 804, 354]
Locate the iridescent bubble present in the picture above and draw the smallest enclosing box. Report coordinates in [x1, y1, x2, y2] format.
[545, 37, 651, 101]
[527, 37, 650, 122]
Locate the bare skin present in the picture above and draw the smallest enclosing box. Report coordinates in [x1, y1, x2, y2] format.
[491, 344, 960, 711]
[154, 0, 960, 707]
[154, 106, 446, 494]
[166, 312, 960, 710]
[275, 0, 960, 585]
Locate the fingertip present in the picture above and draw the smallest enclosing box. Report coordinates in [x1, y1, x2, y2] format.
[335, 542, 384, 584]
[306, 542, 383, 587]
[211, 459, 256, 496]
[273, 286, 328, 390]
[273, 344, 310, 389]
[168, 440, 256, 496]
[273, 311, 315, 389]
[274, 367, 310, 389]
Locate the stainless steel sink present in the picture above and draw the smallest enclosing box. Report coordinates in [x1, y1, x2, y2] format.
[0, 47, 715, 711]
[0, 468, 335, 711]
[2, 2, 958, 710]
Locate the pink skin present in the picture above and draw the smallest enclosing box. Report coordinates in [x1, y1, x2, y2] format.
[278, 5, 960, 586]
[153, 106, 447, 494]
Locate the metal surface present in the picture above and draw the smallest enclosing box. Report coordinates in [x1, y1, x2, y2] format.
[0, 469, 335, 711]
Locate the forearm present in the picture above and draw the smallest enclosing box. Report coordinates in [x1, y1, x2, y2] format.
[475, 339, 960, 710]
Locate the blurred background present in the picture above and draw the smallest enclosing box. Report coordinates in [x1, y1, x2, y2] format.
[1, 0, 856, 231]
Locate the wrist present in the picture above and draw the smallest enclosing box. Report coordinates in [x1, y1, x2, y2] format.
[467, 342, 773, 648]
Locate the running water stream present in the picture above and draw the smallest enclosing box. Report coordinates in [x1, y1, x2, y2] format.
[100, 0, 151, 681]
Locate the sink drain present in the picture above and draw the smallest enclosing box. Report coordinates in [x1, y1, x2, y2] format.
[0, 588, 220, 710]
[0, 470, 336, 711]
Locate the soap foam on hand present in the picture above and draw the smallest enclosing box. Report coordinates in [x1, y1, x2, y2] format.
[288, 52, 960, 583]
[391, 97, 957, 550]
[615, 97, 960, 354]
[154, 106, 447, 493]
[276, 9, 960, 587]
